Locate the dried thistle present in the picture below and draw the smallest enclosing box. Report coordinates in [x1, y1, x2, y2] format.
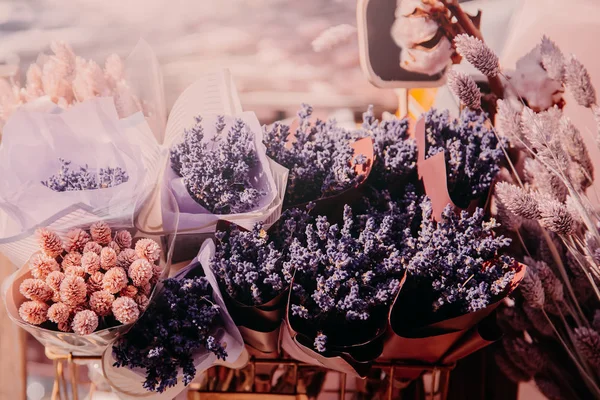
[19, 279, 53, 302]
[90, 222, 112, 245]
[112, 296, 139, 324]
[19, 301, 49, 325]
[72, 310, 98, 335]
[564, 55, 596, 108]
[63, 228, 91, 253]
[446, 70, 481, 110]
[495, 182, 541, 219]
[36, 228, 63, 258]
[454, 34, 500, 77]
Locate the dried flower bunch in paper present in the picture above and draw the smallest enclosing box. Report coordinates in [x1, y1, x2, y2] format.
[170, 115, 265, 214]
[41, 158, 129, 192]
[112, 275, 226, 393]
[424, 108, 504, 207]
[18, 223, 160, 335]
[0, 41, 144, 129]
[263, 104, 367, 206]
[211, 205, 312, 306]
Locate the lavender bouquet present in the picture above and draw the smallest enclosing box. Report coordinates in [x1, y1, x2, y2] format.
[263, 104, 368, 207]
[42, 158, 129, 192]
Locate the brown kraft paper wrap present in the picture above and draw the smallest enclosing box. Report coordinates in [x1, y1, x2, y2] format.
[380, 263, 526, 381]
[280, 275, 388, 377]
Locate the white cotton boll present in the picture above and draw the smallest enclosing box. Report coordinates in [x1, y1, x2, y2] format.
[506, 45, 564, 112]
[398, 0, 444, 16]
[391, 11, 439, 49]
[400, 37, 453, 76]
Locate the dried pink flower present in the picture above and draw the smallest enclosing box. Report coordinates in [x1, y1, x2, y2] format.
[20, 278, 53, 302]
[87, 271, 104, 295]
[116, 248, 137, 270]
[61, 252, 82, 269]
[150, 263, 164, 285]
[63, 228, 91, 253]
[90, 222, 112, 245]
[104, 54, 124, 88]
[72, 57, 109, 101]
[565, 55, 596, 108]
[103, 267, 128, 294]
[113, 230, 132, 250]
[57, 319, 72, 332]
[29, 253, 60, 280]
[135, 294, 149, 311]
[47, 302, 71, 324]
[139, 282, 151, 296]
[19, 301, 49, 325]
[112, 296, 139, 324]
[128, 259, 153, 287]
[81, 252, 101, 275]
[25, 64, 44, 100]
[59, 275, 87, 306]
[64, 265, 86, 278]
[120, 285, 138, 298]
[36, 228, 64, 258]
[72, 310, 98, 335]
[83, 241, 103, 255]
[454, 34, 500, 77]
[108, 241, 121, 255]
[45, 271, 65, 292]
[100, 247, 117, 270]
[446, 70, 481, 110]
[135, 238, 161, 262]
[89, 290, 115, 317]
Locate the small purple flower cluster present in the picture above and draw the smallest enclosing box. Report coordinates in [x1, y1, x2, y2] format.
[289, 205, 404, 352]
[41, 158, 129, 192]
[405, 199, 515, 313]
[424, 109, 504, 206]
[212, 206, 313, 305]
[112, 275, 226, 393]
[170, 115, 264, 214]
[263, 104, 366, 206]
[362, 106, 417, 187]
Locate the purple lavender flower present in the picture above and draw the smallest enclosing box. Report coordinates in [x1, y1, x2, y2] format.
[405, 199, 515, 313]
[42, 158, 129, 192]
[424, 109, 504, 207]
[170, 115, 265, 214]
[263, 104, 366, 206]
[112, 275, 226, 393]
[289, 204, 404, 352]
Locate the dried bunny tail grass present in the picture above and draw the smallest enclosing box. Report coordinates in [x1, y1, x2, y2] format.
[72, 310, 98, 335]
[520, 266, 545, 309]
[454, 34, 500, 77]
[19, 301, 49, 325]
[502, 336, 545, 375]
[113, 230, 132, 250]
[574, 327, 600, 368]
[47, 302, 71, 324]
[36, 228, 64, 258]
[128, 259, 153, 287]
[64, 265, 86, 278]
[540, 35, 565, 82]
[494, 196, 522, 231]
[45, 271, 65, 292]
[134, 294, 149, 311]
[495, 349, 531, 382]
[522, 303, 553, 336]
[87, 271, 104, 295]
[81, 252, 101, 275]
[534, 377, 565, 400]
[526, 257, 564, 303]
[107, 241, 121, 255]
[446, 70, 481, 110]
[135, 238, 161, 262]
[20, 279, 53, 302]
[495, 182, 541, 220]
[89, 290, 115, 317]
[63, 228, 91, 253]
[116, 248, 137, 270]
[61, 252, 82, 269]
[90, 222, 112, 245]
[104, 54, 124, 86]
[120, 285, 138, 298]
[112, 296, 139, 324]
[59, 275, 87, 306]
[83, 241, 102, 255]
[100, 247, 117, 270]
[536, 196, 576, 235]
[560, 118, 594, 183]
[29, 253, 60, 280]
[496, 99, 524, 146]
[496, 304, 531, 333]
[565, 55, 596, 108]
[103, 267, 128, 294]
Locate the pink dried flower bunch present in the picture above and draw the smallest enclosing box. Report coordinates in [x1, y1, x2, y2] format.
[18, 223, 162, 335]
[0, 41, 145, 130]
